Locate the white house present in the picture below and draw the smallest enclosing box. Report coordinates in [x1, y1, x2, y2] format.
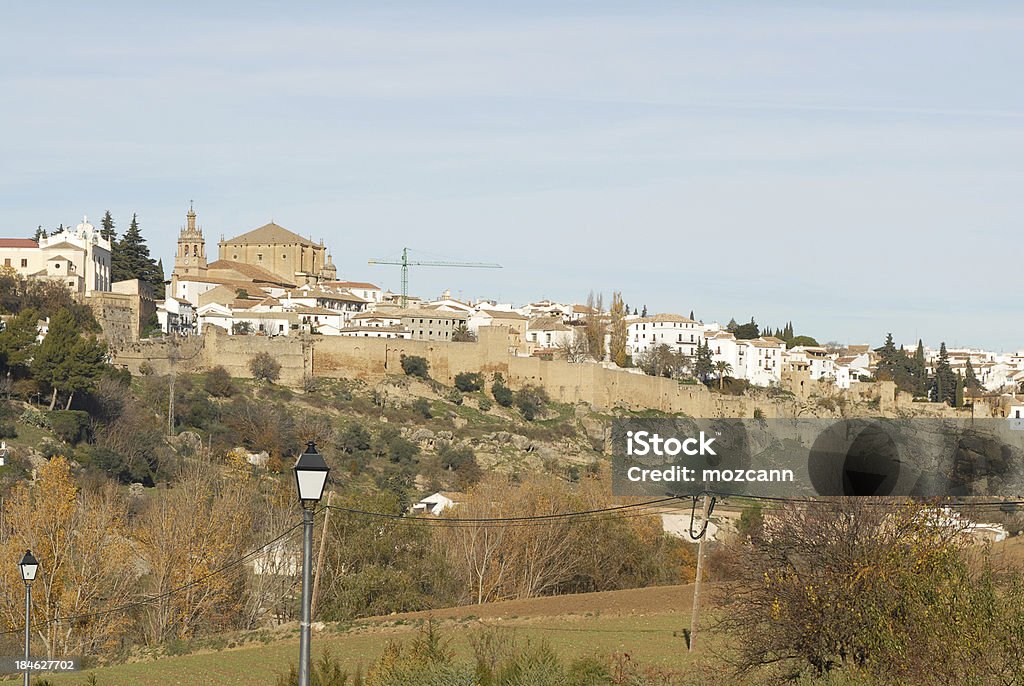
[156, 296, 196, 335]
[626, 314, 702, 359]
[410, 491, 462, 516]
[704, 331, 784, 386]
[525, 316, 574, 349]
[323, 280, 383, 303]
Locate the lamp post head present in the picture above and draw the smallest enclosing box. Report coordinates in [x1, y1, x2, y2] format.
[18, 550, 38, 583]
[293, 441, 330, 506]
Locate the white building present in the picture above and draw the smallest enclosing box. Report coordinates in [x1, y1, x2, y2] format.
[626, 314, 702, 359]
[323, 280, 383, 303]
[0, 217, 112, 294]
[704, 331, 784, 386]
[156, 296, 196, 335]
[525, 316, 574, 349]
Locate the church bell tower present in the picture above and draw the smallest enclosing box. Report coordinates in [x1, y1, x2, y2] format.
[171, 202, 207, 293]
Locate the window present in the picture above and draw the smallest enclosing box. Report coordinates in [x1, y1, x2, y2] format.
[21, 259, 27, 267]
[3, 259, 9, 267]
[257, 253, 263, 262]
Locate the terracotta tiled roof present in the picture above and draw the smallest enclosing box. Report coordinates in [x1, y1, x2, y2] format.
[221, 222, 318, 247]
[0, 238, 38, 248]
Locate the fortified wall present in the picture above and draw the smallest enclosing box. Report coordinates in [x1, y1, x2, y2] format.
[112, 327, 972, 419]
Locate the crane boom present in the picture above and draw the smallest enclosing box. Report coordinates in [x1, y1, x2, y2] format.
[368, 247, 501, 306]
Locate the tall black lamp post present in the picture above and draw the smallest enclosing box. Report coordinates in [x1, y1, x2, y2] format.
[19, 550, 38, 686]
[293, 442, 330, 686]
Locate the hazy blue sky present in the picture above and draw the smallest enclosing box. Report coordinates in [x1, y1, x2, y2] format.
[2, 2, 1022, 349]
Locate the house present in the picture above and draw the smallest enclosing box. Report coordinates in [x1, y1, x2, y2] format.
[468, 309, 528, 335]
[705, 331, 784, 386]
[785, 346, 837, 383]
[525, 316, 574, 349]
[156, 296, 196, 335]
[410, 491, 462, 516]
[323, 281, 383, 303]
[626, 313, 702, 359]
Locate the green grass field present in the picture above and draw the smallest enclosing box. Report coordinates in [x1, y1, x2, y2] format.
[36, 585, 703, 686]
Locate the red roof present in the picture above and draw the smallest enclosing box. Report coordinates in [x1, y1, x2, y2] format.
[0, 238, 38, 248]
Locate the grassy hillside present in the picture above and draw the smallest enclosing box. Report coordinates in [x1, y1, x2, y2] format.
[43, 585, 701, 686]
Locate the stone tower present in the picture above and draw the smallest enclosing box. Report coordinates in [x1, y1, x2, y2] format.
[171, 203, 207, 292]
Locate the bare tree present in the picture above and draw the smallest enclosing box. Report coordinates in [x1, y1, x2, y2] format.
[560, 328, 590, 363]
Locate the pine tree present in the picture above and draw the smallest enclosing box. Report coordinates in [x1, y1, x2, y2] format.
[689, 310, 695, 321]
[32, 226, 45, 242]
[0, 309, 40, 374]
[100, 210, 116, 242]
[111, 213, 164, 292]
[727, 318, 738, 333]
[641, 305, 648, 318]
[32, 309, 107, 409]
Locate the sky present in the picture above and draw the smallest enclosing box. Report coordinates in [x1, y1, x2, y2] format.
[2, 2, 1022, 350]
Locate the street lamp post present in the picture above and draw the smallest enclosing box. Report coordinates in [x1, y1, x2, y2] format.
[19, 550, 38, 686]
[293, 442, 330, 686]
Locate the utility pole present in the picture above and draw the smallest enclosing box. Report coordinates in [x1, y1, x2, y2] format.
[167, 337, 177, 436]
[689, 493, 711, 652]
[310, 491, 333, 619]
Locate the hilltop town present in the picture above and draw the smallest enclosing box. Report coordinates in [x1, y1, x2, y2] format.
[3, 207, 1022, 421]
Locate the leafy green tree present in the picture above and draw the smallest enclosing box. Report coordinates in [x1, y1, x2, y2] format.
[788, 335, 819, 347]
[31, 309, 108, 409]
[734, 318, 759, 340]
[249, 351, 281, 383]
[111, 213, 164, 291]
[0, 308, 39, 375]
[454, 372, 482, 392]
[400, 355, 429, 379]
[99, 210, 116, 242]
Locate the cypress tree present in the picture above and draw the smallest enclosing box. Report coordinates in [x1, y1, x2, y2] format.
[913, 340, 928, 396]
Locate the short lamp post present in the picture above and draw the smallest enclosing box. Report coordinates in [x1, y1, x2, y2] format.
[19, 550, 38, 686]
[293, 442, 329, 686]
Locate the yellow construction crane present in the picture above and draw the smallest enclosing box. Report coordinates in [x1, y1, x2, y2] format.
[368, 247, 502, 307]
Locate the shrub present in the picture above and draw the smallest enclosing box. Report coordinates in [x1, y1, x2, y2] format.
[412, 398, 432, 419]
[249, 352, 281, 384]
[139, 361, 155, 376]
[453, 372, 482, 393]
[0, 422, 16, 439]
[478, 397, 492, 413]
[338, 423, 372, 454]
[20, 406, 50, 428]
[400, 355, 429, 379]
[492, 383, 513, 408]
[49, 410, 91, 444]
[204, 366, 236, 397]
[446, 389, 463, 406]
[513, 385, 549, 421]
